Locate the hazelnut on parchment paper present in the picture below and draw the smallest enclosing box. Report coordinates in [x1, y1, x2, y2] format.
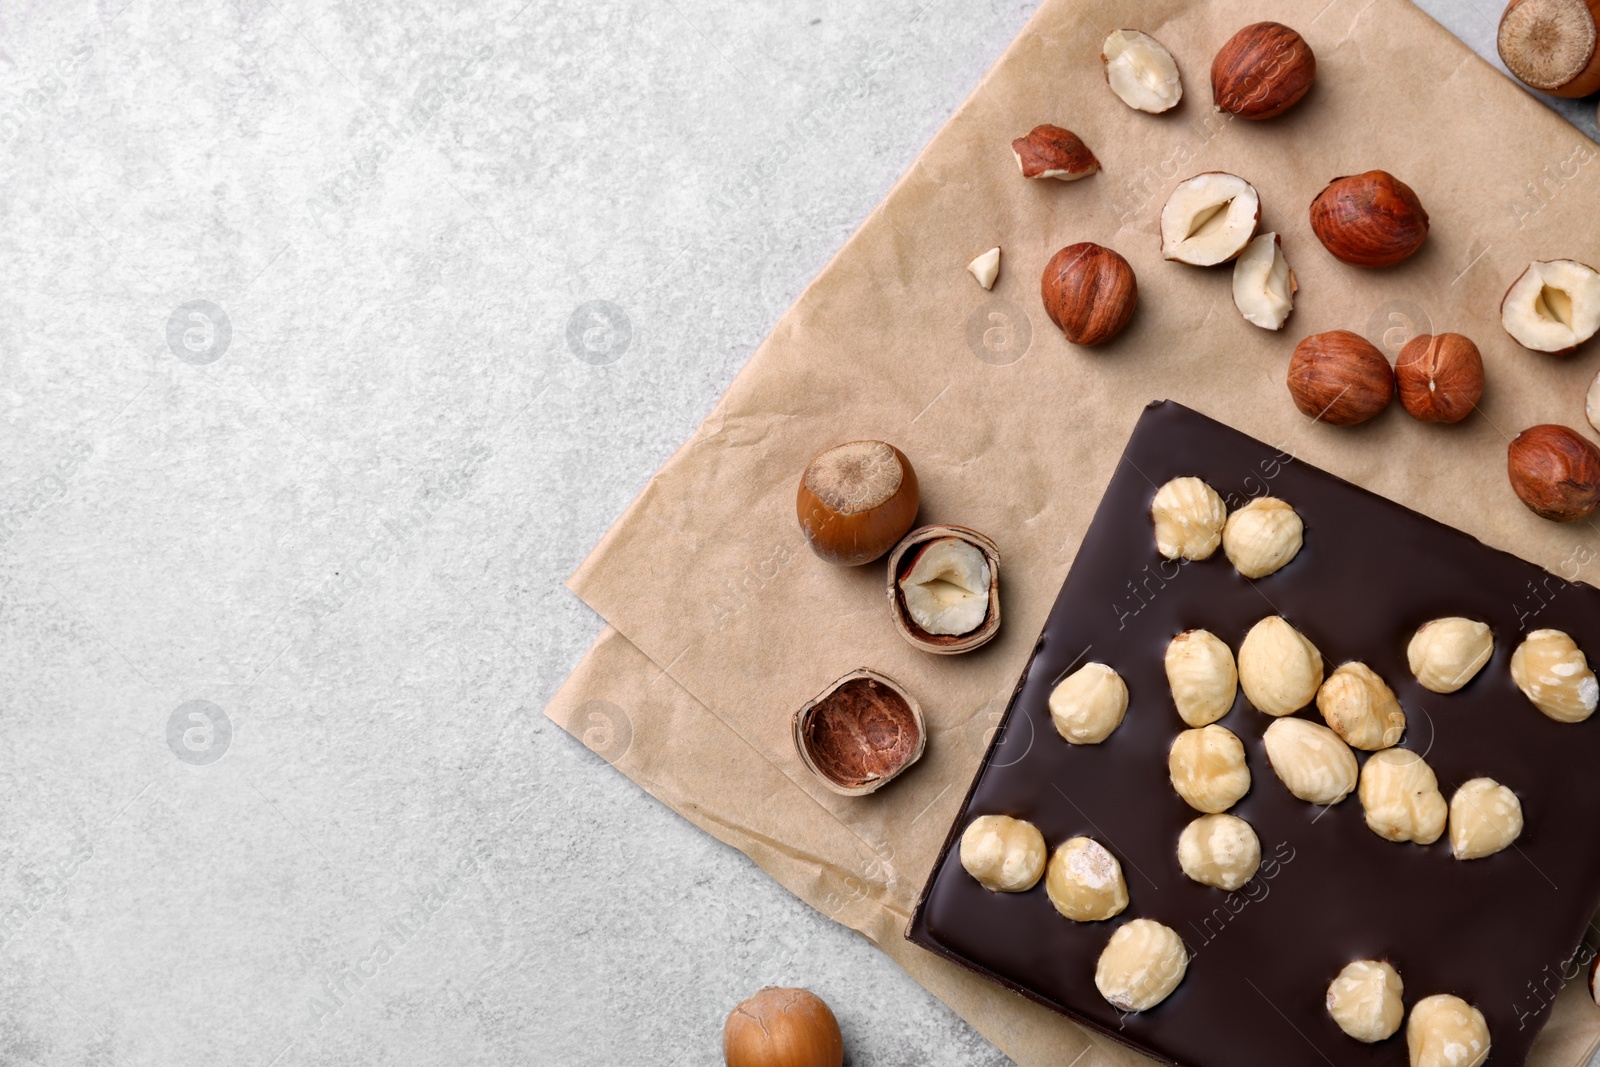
[1150, 476, 1227, 561]
[1102, 30, 1182, 114]
[1407, 994, 1490, 1067]
[1501, 259, 1600, 354]
[1046, 836, 1129, 922]
[1011, 124, 1098, 181]
[1210, 22, 1316, 119]
[1160, 172, 1260, 266]
[1326, 959, 1404, 1043]
[1165, 629, 1237, 728]
[1094, 919, 1189, 1012]
[1309, 171, 1429, 268]
[1231, 232, 1296, 331]
[1395, 333, 1485, 424]
[960, 815, 1047, 893]
[1287, 330, 1395, 426]
[1508, 424, 1600, 522]
[1169, 724, 1251, 813]
[1177, 813, 1260, 890]
[1041, 243, 1138, 346]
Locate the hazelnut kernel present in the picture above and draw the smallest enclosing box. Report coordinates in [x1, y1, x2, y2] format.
[1168, 724, 1251, 813]
[1511, 628, 1598, 722]
[1262, 717, 1358, 805]
[1317, 662, 1406, 750]
[1326, 959, 1404, 1043]
[1238, 616, 1324, 716]
[1448, 778, 1523, 861]
[1045, 836, 1129, 922]
[1222, 496, 1303, 578]
[1359, 748, 1447, 845]
[1049, 663, 1129, 744]
[1407, 994, 1490, 1067]
[1177, 814, 1260, 890]
[1164, 629, 1238, 727]
[1095, 919, 1189, 1012]
[1150, 477, 1227, 561]
[960, 814, 1047, 892]
[1407, 617, 1493, 694]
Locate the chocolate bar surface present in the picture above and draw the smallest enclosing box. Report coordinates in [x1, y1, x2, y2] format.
[908, 400, 1600, 1067]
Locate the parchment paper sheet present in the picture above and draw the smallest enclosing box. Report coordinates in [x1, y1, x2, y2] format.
[548, 0, 1600, 1062]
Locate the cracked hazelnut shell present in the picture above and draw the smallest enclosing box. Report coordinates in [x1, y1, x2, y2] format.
[793, 669, 924, 796]
[887, 525, 1001, 655]
[1507, 424, 1600, 521]
[1041, 243, 1137, 346]
[1309, 171, 1429, 268]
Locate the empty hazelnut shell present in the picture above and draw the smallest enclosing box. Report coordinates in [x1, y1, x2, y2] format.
[1309, 171, 1429, 268]
[793, 669, 925, 796]
[886, 525, 1002, 655]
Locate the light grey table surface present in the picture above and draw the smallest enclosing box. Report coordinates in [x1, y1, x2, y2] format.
[0, 2, 1594, 1065]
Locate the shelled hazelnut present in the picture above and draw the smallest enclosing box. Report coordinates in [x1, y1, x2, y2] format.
[1263, 718, 1358, 805]
[1407, 617, 1494, 693]
[1407, 994, 1490, 1067]
[1501, 259, 1600, 353]
[1510, 628, 1598, 721]
[1102, 29, 1183, 113]
[960, 815, 1048, 892]
[1359, 748, 1447, 844]
[1012, 125, 1099, 181]
[1150, 476, 1228, 560]
[1222, 497, 1303, 578]
[1169, 724, 1251, 813]
[1160, 173, 1261, 266]
[1449, 778, 1524, 860]
[1165, 629, 1238, 727]
[1232, 232, 1297, 330]
[1316, 662, 1406, 750]
[1238, 616, 1323, 716]
[1326, 960, 1404, 1043]
[1094, 919, 1189, 1011]
[1049, 663, 1129, 744]
[1045, 836, 1129, 922]
[1177, 813, 1260, 890]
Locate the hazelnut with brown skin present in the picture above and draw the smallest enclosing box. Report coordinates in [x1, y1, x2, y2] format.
[1309, 171, 1429, 268]
[1211, 22, 1317, 119]
[1011, 125, 1099, 181]
[1287, 331, 1395, 425]
[1507, 424, 1600, 521]
[1041, 243, 1137, 346]
[1395, 333, 1484, 423]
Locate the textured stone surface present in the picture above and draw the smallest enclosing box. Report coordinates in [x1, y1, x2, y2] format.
[0, 1, 1590, 1064]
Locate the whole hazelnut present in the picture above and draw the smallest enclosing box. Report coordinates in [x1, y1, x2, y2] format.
[1510, 628, 1598, 722]
[1094, 919, 1188, 1012]
[1395, 333, 1485, 423]
[1237, 616, 1324, 717]
[1359, 748, 1447, 845]
[1316, 662, 1406, 750]
[1326, 959, 1404, 1043]
[1407, 994, 1490, 1067]
[1408, 617, 1494, 693]
[1045, 836, 1129, 922]
[1508, 424, 1600, 521]
[1041, 243, 1138, 346]
[1164, 629, 1238, 728]
[1048, 662, 1129, 744]
[1309, 171, 1429, 268]
[796, 441, 919, 566]
[1287, 330, 1395, 426]
[1150, 476, 1227, 561]
[1210, 22, 1316, 119]
[1168, 724, 1252, 813]
[1222, 496, 1303, 578]
[1177, 813, 1261, 890]
[960, 814, 1048, 892]
[1262, 717, 1358, 805]
[1448, 778, 1523, 860]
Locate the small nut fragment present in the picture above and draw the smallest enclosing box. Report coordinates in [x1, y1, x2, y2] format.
[1407, 994, 1490, 1067]
[1210, 22, 1317, 119]
[1326, 959, 1404, 1043]
[1094, 919, 1188, 1012]
[1045, 836, 1129, 922]
[1510, 628, 1598, 722]
[1041, 242, 1138, 346]
[1508, 424, 1600, 522]
[1231, 231, 1297, 330]
[1449, 778, 1524, 860]
[967, 246, 1001, 290]
[1102, 29, 1183, 113]
[1501, 259, 1600, 354]
[1177, 814, 1260, 890]
[1238, 616, 1323, 716]
[1165, 629, 1238, 727]
[1150, 477, 1227, 560]
[960, 814, 1047, 892]
[1317, 662, 1406, 750]
[1049, 663, 1129, 744]
[1012, 125, 1099, 181]
[1407, 618, 1494, 694]
[1222, 497, 1303, 578]
[1263, 718, 1358, 805]
[1168, 724, 1251, 813]
[1160, 172, 1261, 266]
[1587, 369, 1600, 434]
[1309, 171, 1429, 268]
[1359, 748, 1448, 845]
[1395, 333, 1485, 424]
[1287, 330, 1395, 426]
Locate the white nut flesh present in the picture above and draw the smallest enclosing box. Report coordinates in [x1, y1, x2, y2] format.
[1160, 173, 1261, 266]
[967, 246, 1001, 290]
[1177, 813, 1261, 890]
[960, 814, 1048, 892]
[1049, 662, 1129, 744]
[1263, 717, 1359, 805]
[1317, 662, 1407, 750]
[1407, 994, 1490, 1067]
[1588, 368, 1600, 434]
[1407, 617, 1494, 694]
[1150, 477, 1227, 560]
[1359, 748, 1448, 845]
[1232, 232, 1296, 330]
[1169, 724, 1251, 813]
[1094, 919, 1188, 1012]
[1501, 259, 1600, 353]
[1449, 778, 1524, 861]
[899, 537, 992, 636]
[1510, 628, 1598, 722]
[1045, 836, 1129, 921]
[1102, 29, 1183, 113]
[1327, 959, 1404, 1043]
[1238, 616, 1324, 716]
[1165, 629, 1238, 727]
[1222, 497, 1303, 578]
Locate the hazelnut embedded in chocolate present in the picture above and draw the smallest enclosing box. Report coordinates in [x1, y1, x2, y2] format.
[793, 669, 925, 796]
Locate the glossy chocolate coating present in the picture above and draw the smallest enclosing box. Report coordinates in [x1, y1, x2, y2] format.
[908, 401, 1600, 1067]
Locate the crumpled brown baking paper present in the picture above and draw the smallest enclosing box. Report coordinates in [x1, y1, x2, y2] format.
[546, 0, 1600, 1063]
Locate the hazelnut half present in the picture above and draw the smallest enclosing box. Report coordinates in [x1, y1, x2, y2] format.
[887, 525, 1001, 654]
[1160, 172, 1261, 266]
[1165, 629, 1238, 727]
[792, 669, 925, 796]
[1011, 125, 1099, 181]
[1178, 813, 1261, 890]
[1407, 994, 1490, 1067]
[1359, 748, 1447, 844]
[1238, 616, 1324, 716]
[1041, 243, 1138, 346]
[1510, 628, 1598, 722]
[1222, 496, 1303, 578]
[1287, 330, 1395, 426]
[960, 814, 1048, 892]
[1150, 476, 1227, 560]
[1095, 919, 1188, 1012]
[1231, 232, 1297, 330]
[797, 441, 919, 566]
[1169, 724, 1251, 813]
[1449, 778, 1524, 860]
[1317, 662, 1406, 750]
[1498, 0, 1600, 98]
[1326, 960, 1404, 1043]
[1262, 717, 1358, 805]
[1500, 259, 1600, 354]
[967, 246, 1001, 290]
[1507, 424, 1600, 522]
[1102, 29, 1182, 113]
[1045, 836, 1129, 922]
[1210, 22, 1317, 119]
[1395, 333, 1484, 423]
[1049, 663, 1129, 745]
[1309, 171, 1429, 268]
[1407, 617, 1494, 693]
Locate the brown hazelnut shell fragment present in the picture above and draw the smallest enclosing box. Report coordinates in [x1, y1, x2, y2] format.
[1309, 171, 1429, 268]
[1395, 333, 1485, 423]
[1041, 242, 1137, 346]
[1287, 330, 1395, 425]
[886, 525, 1001, 655]
[796, 441, 919, 566]
[1011, 125, 1100, 181]
[793, 669, 925, 795]
[1508, 424, 1600, 521]
[1211, 22, 1317, 119]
